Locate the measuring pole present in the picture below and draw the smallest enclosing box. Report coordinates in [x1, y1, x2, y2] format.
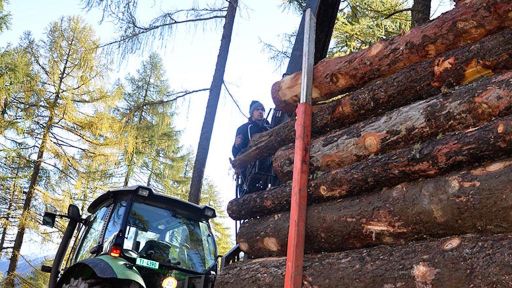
[284, 8, 316, 288]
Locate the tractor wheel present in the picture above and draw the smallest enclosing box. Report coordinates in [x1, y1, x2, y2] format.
[61, 277, 107, 288]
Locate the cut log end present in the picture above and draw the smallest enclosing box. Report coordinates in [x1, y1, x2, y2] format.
[412, 262, 439, 285]
[239, 241, 249, 252]
[360, 132, 386, 154]
[271, 74, 301, 113]
[263, 237, 280, 252]
[442, 237, 462, 250]
[497, 122, 506, 133]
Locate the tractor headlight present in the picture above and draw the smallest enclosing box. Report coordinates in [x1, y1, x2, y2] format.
[137, 188, 150, 197]
[162, 276, 178, 288]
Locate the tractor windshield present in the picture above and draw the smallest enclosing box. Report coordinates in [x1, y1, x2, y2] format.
[123, 202, 216, 273]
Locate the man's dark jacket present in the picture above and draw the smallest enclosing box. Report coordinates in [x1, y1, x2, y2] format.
[232, 118, 270, 157]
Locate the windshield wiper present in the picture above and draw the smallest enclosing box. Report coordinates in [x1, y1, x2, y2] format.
[163, 259, 181, 266]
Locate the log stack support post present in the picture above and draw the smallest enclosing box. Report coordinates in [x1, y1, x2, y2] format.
[284, 7, 316, 288]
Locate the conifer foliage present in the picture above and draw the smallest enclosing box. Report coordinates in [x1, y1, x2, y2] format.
[2, 16, 114, 287]
[0, 10, 233, 286]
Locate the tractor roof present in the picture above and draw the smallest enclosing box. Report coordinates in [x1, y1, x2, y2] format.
[87, 185, 216, 219]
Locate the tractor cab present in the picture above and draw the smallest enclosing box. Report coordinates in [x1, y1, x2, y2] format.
[42, 185, 217, 288]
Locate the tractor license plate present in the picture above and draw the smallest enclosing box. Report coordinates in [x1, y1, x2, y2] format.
[136, 257, 159, 269]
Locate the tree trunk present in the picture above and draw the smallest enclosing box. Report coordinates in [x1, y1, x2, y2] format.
[4, 36, 70, 286]
[237, 159, 512, 258]
[231, 28, 512, 171]
[125, 74, 151, 187]
[228, 115, 512, 220]
[0, 175, 19, 253]
[217, 233, 512, 288]
[271, 0, 512, 113]
[5, 115, 52, 287]
[188, 0, 238, 204]
[273, 72, 512, 181]
[412, 0, 432, 27]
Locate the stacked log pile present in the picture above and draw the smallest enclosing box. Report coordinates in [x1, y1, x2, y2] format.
[217, 234, 512, 288]
[219, 0, 512, 287]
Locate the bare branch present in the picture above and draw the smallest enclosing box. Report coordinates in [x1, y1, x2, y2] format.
[122, 88, 209, 120]
[222, 81, 246, 118]
[385, 8, 413, 19]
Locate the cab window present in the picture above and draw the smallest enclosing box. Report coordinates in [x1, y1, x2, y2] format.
[72, 205, 110, 263]
[199, 221, 217, 268]
[103, 201, 128, 249]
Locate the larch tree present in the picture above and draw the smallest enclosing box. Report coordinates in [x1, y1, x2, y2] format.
[72, 148, 120, 212]
[0, 0, 10, 33]
[330, 0, 410, 56]
[117, 52, 189, 197]
[70, 84, 124, 210]
[0, 148, 30, 257]
[3, 16, 113, 287]
[0, 46, 38, 134]
[23, 258, 52, 288]
[263, 0, 410, 67]
[200, 179, 233, 255]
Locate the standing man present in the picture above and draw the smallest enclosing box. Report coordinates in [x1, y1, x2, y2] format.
[232, 100, 270, 157]
[232, 100, 271, 196]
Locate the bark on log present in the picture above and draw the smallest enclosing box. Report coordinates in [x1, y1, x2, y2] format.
[237, 159, 512, 258]
[216, 234, 512, 288]
[271, 0, 512, 112]
[231, 29, 512, 171]
[228, 114, 512, 220]
[273, 72, 512, 181]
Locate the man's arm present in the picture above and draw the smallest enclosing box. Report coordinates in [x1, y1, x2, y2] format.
[232, 124, 246, 157]
[232, 134, 243, 157]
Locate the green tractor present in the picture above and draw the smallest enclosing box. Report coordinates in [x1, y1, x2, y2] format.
[41, 185, 218, 288]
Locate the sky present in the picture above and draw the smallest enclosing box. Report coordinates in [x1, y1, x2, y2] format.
[2, 0, 453, 255]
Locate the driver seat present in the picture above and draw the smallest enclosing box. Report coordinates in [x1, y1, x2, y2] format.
[139, 240, 171, 263]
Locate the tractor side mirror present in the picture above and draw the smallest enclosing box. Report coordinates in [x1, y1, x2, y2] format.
[67, 204, 81, 221]
[41, 265, 52, 273]
[42, 204, 82, 228]
[42, 212, 57, 228]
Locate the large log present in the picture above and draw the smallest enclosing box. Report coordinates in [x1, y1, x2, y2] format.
[216, 234, 512, 288]
[228, 114, 512, 220]
[271, 0, 512, 112]
[231, 29, 512, 171]
[237, 159, 512, 258]
[273, 72, 512, 181]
